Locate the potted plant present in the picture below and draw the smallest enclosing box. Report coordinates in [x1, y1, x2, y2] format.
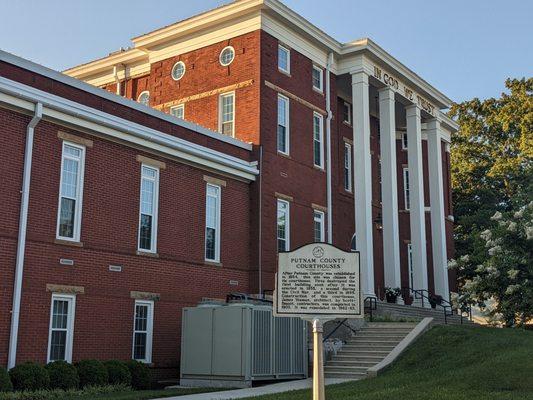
[385, 287, 401, 303]
[429, 294, 443, 309]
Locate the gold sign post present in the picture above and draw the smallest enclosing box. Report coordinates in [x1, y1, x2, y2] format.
[274, 243, 363, 400]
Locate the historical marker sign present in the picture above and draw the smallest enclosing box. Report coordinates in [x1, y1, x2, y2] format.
[274, 243, 362, 319]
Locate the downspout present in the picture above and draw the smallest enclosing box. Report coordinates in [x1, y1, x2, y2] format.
[325, 53, 333, 244]
[258, 145, 263, 295]
[8, 102, 43, 369]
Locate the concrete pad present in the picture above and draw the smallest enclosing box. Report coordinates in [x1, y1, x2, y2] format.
[155, 378, 355, 400]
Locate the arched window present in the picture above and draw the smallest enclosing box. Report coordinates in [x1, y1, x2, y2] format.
[350, 233, 357, 252]
[137, 91, 150, 106]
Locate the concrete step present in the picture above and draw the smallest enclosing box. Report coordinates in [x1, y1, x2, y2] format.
[351, 334, 406, 341]
[337, 350, 389, 357]
[332, 354, 385, 362]
[327, 360, 377, 367]
[359, 328, 413, 333]
[324, 365, 368, 373]
[347, 339, 401, 345]
[341, 345, 396, 352]
[324, 371, 366, 379]
[366, 323, 418, 328]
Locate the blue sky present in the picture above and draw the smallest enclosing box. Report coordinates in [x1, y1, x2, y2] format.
[0, 0, 531, 103]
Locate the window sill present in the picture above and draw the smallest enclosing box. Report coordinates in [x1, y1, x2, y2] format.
[312, 87, 324, 95]
[205, 260, 222, 267]
[313, 165, 325, 172]
[136, 251, 159, 258]
[54, 239, 83, 247]
[277, 151, 291, 159]
[342, 121, 352, 127]
[278, 69, 291, 77]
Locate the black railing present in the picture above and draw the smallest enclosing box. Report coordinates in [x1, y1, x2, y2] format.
[364, 296, 377, 322]
[322, 318, 358, 342]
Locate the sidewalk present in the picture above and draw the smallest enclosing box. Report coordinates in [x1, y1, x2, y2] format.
[155, 378, 354, 400]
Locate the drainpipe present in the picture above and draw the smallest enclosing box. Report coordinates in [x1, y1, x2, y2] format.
[113, 65, 121, 96]
[325, 53, 333, 244]
[8, 102, 43, 369]
[258, 145, 263, 295]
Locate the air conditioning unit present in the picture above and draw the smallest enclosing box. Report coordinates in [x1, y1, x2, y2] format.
[180, 303, 308, 388]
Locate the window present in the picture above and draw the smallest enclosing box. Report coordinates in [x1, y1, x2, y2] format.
[378, 158, 382, 203]
[312, 65, 323, 92]
[47, 294, 75, 363]
[171, 61, 186, 81]
[278, 44, 290, 74]
[407, 243, 414, 289]
[56, 142, 85, 242]
[219, 46, 235, 66]
[344, 143, 352, 192]
[403, 168, 410, 210]
[402, 132, 408, 150]
[343, 102, 351, 124]
[138, 165, 159, 253]
[205, 184, 221, 262]
[277, 94, 289, 154]
[314, 210, 325, 242]
[277, 199, 290, 252]
[313, 112, 324, 168]
[219, 92, 235, 137]
[132, 300, 153, 363]
[137, 91, 150, 106]
[170, 104, 184, 119]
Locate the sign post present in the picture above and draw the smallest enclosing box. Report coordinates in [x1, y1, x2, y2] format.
[274, 243, 362, 400]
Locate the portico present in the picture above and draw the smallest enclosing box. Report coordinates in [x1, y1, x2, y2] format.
[343, 54, 457, 304]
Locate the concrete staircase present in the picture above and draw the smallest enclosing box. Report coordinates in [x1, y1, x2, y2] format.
[374, 301, 473, 325]
[324, 322, 417, 380]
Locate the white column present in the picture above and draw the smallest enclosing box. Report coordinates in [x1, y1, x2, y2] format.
[406, 105, 429, 307]
[379, 88, 402, 303]
[352, 72, 375, 298]
[427, 119, 450, 302]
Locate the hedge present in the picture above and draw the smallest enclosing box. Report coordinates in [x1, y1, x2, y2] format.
[45, 361, 78, 390]
[125, 360, 151, 390]
[75, 360, 108, 388]
[0, 368, 12, 392]
[8, 363, 49, 392]
[103, 361, 131, 386]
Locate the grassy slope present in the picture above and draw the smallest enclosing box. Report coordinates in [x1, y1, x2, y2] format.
[247, 325, 533, 400]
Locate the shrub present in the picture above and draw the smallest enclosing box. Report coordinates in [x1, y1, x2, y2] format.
[104, 361, 131, 386]
[45, 361, 79, 390]
[75, 360, 108, 388]
[125, 360, 151, 390]
[0, 368, 12, 392]
[8, 362, 49, 391]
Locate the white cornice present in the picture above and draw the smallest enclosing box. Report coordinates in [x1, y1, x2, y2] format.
[0, 77, 258, 181]
[0, 50, 252, 151]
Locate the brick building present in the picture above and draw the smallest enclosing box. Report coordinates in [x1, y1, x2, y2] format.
[1, 0, 458, 377]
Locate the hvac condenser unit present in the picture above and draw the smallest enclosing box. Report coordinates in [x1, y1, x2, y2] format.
[180, 303, 308, 388]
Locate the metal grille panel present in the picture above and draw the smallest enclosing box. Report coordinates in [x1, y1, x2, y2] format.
[252, 309, 272, 376]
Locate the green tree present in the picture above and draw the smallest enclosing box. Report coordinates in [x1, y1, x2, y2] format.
[449, 78, 532, 325]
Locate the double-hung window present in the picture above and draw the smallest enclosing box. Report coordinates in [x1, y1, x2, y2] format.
[312, 65, 323, 92]
[343, 102, 351, 124]
[170, 104, 184, 119]
[47, 294, 76, 363]
[132, 300, 153, 363]
[219, 92, 235, 137]
[277, 199, 290, 252]
[138, 165, 159, 253]
[313, 210, 325, 242]
[205, 184, 221, 262]
[344, 143, 352, 192]
[313, 112, 324, 168]
[402, 132, 408, 150]
[403, 168, 410, 210]
[277, 94, 289, 154]
[278, 44, 290, 74]
[57, 142, 85, 242]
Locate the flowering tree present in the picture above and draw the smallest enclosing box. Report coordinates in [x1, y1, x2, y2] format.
[450, 202, 533, 326]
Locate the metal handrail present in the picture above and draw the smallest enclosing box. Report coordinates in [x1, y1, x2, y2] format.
[322, 296, 377, 342]
[364, 296, 377, 322]
[322, 318, 358, 342]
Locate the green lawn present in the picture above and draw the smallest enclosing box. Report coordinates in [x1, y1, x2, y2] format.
[245, 325, 533, 400]
[64, 387, 221, 399]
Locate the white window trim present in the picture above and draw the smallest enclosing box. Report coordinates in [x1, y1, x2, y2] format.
[401, 132, 408, 150]
[56, 141, 85, 242]
[170, 104, 185, 119]
[132, 300, 154, 364]
[47, 293, 76, 363]
[218, 92, 235, 137]
[137, 164, 160, 253]
[171, 61, 186, 81]
[277, 94, 290, 155]
[313, 112, 324, 169]
[277, 199, 290, 252]
[407, 243, 414, 289]
[204, 183, 222, 263]
[219, 46, 235, 66]
[344, 142, 353, 193]
[403, 167, 410, 211]
[312, 65, 323, 92]
[314, 210, 325, 243]
[343, 101, 352, 125]
[278, 44, 290, 74]
[137, 91, 150, 105]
